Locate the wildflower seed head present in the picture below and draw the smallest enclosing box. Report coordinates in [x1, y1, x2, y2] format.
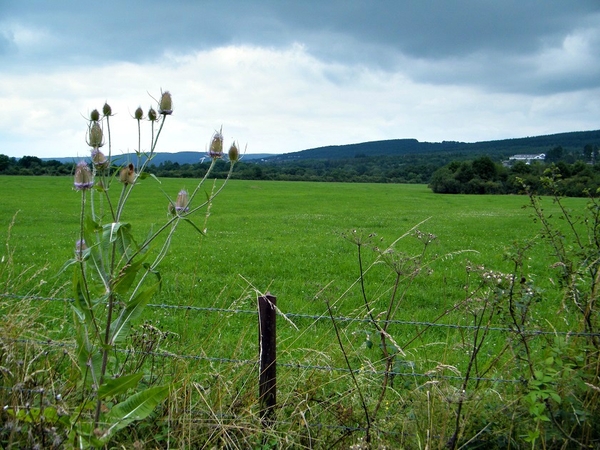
[169, 189, 190, 215]
[102, 102, 112, 117]
[134, 106, 144, 120]
[74, 161, 94, 190]
[90, 109, 100, 122]
[209, 129, 224, 159]
[148, 107, 157, 122]
[119, 162, 136, 185]
[88, 122, 104, 148]
[228, 142, 240, 163]
[91, 148, 108, 171]
[159, 91, 173, 115]
[75, 239, 87, 259]
[173, 189, 190, 214]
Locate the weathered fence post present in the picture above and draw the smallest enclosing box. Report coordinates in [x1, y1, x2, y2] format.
[258, 293, 276, 425]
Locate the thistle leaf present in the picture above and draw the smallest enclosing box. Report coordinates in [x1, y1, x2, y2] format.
[181, 217, 206, 236]
[110, 283, 159, 345]
[107, 385, 170, 434]
[98, 373, 144, 400]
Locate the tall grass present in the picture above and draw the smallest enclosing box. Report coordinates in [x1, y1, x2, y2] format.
[1, 175, 598, 448]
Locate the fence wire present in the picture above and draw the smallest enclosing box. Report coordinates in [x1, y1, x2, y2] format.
[4, 291, 597, 445]
[3, 291, 599, 391]
[0, 335, 537, 385]
[2, 292, 600, 337]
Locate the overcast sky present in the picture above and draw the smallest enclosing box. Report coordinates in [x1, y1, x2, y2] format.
[1, 1, 600, 158]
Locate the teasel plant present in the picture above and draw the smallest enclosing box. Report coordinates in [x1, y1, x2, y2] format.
[63, 91, 241, 446]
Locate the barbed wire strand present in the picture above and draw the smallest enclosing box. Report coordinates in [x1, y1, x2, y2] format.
[1, 336, 527, 384]
[2, 292, 599, 337]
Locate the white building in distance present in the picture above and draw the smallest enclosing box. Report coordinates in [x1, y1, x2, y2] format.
[507, 153, 546, 164]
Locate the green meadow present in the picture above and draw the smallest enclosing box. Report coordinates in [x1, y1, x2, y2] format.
[1, 175, 598, 448]
[0, 175, 564, 338]
[0, 175, 559, 298]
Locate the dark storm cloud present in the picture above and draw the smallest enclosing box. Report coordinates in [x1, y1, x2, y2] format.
[4, 1, 599, 65]
[288, 1, 598, 58]
[3, 1, 600, 95]
[1, 1, 277, 65]
[261, 1, 600, 94]
[1, 0, 599, 158]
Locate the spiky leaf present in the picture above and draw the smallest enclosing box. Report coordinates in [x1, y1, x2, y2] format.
[106, 384, 170, 434]
[98, 373, 144, 400]
[110, 282, 159, 345]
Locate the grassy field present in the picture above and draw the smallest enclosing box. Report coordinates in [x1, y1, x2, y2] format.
[1, 175, 598, 448]
[0, 176, 580, 316]
[0, 175, 560, 295]
[0, 176, 563, 337]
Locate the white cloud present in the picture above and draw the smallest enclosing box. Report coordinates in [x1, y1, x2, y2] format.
[0, 43, 599, 159]
[532, 26, 600, 83]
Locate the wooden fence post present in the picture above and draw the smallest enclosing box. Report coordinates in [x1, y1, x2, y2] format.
[258, 293, 276, 425]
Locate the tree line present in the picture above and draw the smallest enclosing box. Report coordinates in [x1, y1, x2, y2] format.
[0, 155, 74, 176]
[2, 142, 600, 197]
[0, 153, 444, 183]
[147, 154, 443, 183]
[429, 155, 600, 197]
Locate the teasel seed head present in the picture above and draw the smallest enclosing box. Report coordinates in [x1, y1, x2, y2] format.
[209, 129, 224, 159]
[88, 122, 104, 148]
[159, 91, 173, 115]
[91, 148, 108, 171]
[169, 189, 190, 215]
[119, 162, 136, 185]
[74, 161, 94, 191]
[102, 102, 112, 117]
[75, 239, 87, 259]
[228, 142, 240, 163]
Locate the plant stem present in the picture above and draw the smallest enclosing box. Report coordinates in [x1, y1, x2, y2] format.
[325, 299, 371, 444]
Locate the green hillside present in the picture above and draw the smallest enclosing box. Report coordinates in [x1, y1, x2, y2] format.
[268, 129, 600, 161]
[6, 129, 600, 186]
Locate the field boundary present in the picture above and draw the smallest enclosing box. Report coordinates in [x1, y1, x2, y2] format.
[3, 292, 599, 385]
[3, 290, 600, 446]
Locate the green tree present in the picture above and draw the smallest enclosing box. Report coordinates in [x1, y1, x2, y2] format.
[471, 156, 497, 181]
[545, 146, 564, 163]
[429, 167, 461, 193]
[0, 154, 10, 172]
[18, 155, 42, 168]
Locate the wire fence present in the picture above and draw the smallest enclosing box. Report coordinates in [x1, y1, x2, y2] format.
[3, 292, 598, 336]
[3, 291, 600, 386]
[3, 291, 600, 446]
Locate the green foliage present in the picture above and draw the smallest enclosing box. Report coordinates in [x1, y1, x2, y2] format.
[4, 174, 600, 447]
[430, 157, 600, 197]
[62, 92, 233, 446]
[105, 384, 170, 435]
[0, 154, 74, 175]
[5, 130, 598, 185]
[11, 92, 239, 446]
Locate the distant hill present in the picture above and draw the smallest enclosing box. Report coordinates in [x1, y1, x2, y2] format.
[17, 129, 600, 184]
[266, 130, 600, 162]
[39, 129, 600, 166]
[43, 152, 274, 165]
